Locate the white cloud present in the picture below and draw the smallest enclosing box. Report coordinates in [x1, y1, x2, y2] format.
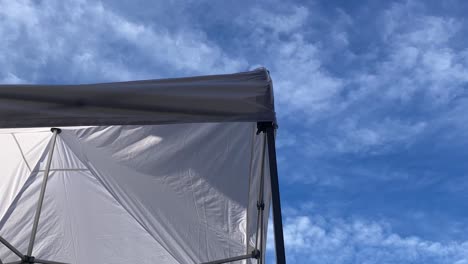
[328, 118, 427, 155]
[0, 0, 247, 84]
[267, 214, 468, 264]
[0, 73, 26, 84]
[237, 1, 468, 156]
[246, 6, 309, 35]
[237, 5, 347, 121]
[353, 6, 468, 108]
[370, 4, 468, 104]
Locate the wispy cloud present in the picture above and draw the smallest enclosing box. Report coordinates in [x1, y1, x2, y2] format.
[0, 0, 247, 84]
[366, 2, 468, 104]
[319, 118, 427, 155]
[267, 214, 468, 264]
[256, 1, 468, 157]
[237, 4, 347, 120]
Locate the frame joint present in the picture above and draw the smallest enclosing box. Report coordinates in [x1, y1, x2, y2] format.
[256, 122, 278, 135]
[251, 249, 261, 259]
[50, 128, 62, 134]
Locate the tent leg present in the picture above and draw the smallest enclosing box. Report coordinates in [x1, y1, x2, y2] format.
[265, 124, 287, 264]
[27, 128, 61, 256]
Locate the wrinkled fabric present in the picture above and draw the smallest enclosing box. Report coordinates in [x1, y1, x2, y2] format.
[0, 123, 270, 264]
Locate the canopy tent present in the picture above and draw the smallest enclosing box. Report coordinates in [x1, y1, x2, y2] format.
[0, 68, 286, 264]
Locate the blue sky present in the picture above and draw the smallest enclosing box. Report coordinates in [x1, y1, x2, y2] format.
[2, 0, 468, 263]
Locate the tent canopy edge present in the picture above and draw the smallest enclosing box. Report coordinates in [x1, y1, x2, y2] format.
[0, 68, 276, 128]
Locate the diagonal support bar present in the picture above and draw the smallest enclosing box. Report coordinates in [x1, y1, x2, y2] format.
[0, 236, 24, 259]
[27, 128, 61, 256]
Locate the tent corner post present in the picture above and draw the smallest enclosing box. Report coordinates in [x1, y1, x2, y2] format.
[256, 121, 278, 135]
[257, 121, 286, 264]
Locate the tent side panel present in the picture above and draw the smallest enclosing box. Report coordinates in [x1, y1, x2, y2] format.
[60, 123, 257, 263]
[0, 133, 181, 264]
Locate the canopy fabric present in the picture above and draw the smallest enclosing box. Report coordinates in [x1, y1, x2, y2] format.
[0, 123, 271, 264]
[0, 68, 275, 128]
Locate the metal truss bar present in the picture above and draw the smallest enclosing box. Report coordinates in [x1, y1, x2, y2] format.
[0, 236, 24, 259]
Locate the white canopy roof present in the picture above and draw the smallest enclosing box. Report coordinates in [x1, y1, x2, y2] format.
[0, 69, 281, 264]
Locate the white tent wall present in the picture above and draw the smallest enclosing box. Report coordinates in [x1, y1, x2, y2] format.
[0, 130, 51, 220]
[0, 122, 271, 264]
[246, 130, 272, 263]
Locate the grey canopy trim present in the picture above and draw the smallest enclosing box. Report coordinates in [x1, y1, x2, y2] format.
[0, 68, 275, 128]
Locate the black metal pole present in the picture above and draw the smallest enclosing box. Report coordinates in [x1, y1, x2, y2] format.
[265, 124, 286, 264]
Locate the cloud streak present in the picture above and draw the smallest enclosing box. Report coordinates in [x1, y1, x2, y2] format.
[268, 214, 468, 264]
[0, 0, 247, 84]
[249, 1, 468, 161]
